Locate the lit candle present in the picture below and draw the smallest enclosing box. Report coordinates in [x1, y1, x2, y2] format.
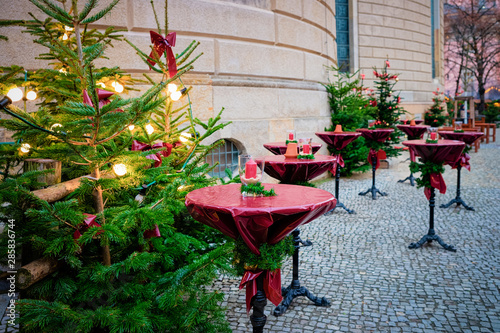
[334, 124, 342, 133]
[303, 144, 311, 154]
[430, 132, 436, 140]
[410, 119, 416, 126]
[245, 159, 257, 179]
[288, 132, 294, 140]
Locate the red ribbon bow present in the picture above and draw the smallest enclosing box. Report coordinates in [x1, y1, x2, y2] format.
[424, 173, 447, 200]
[148, 31, 178, 78]
[368, 148, 386, 170]
[450, 153, 471, 172]
[74, 213, 102, 240]
[330, 153, 344, 176]
[239, 269, 282, 314]
[83, 89, 123, 126]
[143, 224, 161, 239]
[131, 140, 173, 168]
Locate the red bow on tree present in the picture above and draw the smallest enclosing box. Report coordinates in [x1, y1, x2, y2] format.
[239, 269, 282, 314]
[148, 31, 178, 78]
[131, 140, 173, 168]
[83, 88, 122, 111]
[143, 224, 161, 239]
[74, 213, 102, 240]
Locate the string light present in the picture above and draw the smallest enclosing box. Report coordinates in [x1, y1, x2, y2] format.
[112, 163, 127, 176]
[170, 90, 182, 101]
[7, 87, 23, 102]
[97, 82, 106, 88]
[20, 143, 31, 153]
[59, 68, 67, 74]
[167, 83, 178, 93]
[50, 123, 63, 131]
[111, 81, 124, 93]
[64, 26, 74, 31]
[128, 124, 135, 131]
[62, 33, 69, 41]
[145, 124, 154, 134]
[179, 132, 191, 143]
[26, 90, 37, 101]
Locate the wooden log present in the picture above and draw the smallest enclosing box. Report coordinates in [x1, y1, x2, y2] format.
[15, 257, 59, 289]
[32, 172, 115, 203]
[24, 158, 62, 185]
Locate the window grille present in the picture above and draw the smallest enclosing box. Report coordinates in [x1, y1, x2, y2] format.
[205, 139, 240, 179]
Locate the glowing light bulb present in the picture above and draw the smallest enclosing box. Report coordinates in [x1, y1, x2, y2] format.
[170, 91, 182, 101]
[26, 90, 37, 101]
[128, 124, 135, 131]
[167, 83, 178, 93]
[97, 82, 106, 88]
[59, 68, 67, 74]
[62, 33, 69, 41]
[145, 124, 154, 135]
[20, 143, 31, 153]
[113, 82, 124, 93]
[50, 123, 63, 131]
[113, 163, 127, 176]
[7, 87, 23, 102]
[64, 26, 74, 31]
[179, 132, 191, 143]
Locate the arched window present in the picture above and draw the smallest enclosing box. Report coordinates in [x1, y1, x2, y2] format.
[205, 139, 240, 179]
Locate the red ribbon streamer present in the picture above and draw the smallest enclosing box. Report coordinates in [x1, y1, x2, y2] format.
[450, 153, 471, 172]
[239, 269, 282, 314]
[368, 149, 386, 170]
[148, 31, 178, 78]
[424, 173, 447, 200]
[330, 154, 344, 176]
[74, 213, 101, 240]
[131, 140, 173, 168]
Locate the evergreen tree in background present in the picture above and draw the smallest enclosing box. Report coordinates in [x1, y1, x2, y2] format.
[323, 67, 375, 176]
[0, 1, 232, 332]
[367, 60, 406, 159]
[424, 88, 447, 127]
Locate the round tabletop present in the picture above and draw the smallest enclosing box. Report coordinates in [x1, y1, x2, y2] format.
[185, 183, 336, 255]
[356, 128, 394, 142]
[402, 139, 465, 165]
[263, 142, 322, 155]
[254, 154, 337, 184]
[396, 124, 429, 139]
[438, 131, 484, 145]
[315, 131, 362, 151]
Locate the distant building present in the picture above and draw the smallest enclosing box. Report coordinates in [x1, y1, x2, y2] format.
[1, 0, 444, 176]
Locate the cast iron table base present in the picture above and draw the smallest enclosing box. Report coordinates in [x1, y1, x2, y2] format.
[359, 153, 387, 199]
[439, 165, 474, 211]
[250, 274, 267, 333]
[327, 162, 355, 214]
[273, 228, 330, 316]
[409, 187, 457, 252]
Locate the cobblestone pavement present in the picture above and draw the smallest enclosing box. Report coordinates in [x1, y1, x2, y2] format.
[1, 143, 498, 333]
[214, 142, 500, 333]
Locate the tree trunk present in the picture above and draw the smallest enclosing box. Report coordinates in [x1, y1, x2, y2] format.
[15, 257, 59, 289]
[92, 168, 111, 266]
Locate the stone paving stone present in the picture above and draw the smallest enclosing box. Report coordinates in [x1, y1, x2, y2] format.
[209, 142, 500, 332]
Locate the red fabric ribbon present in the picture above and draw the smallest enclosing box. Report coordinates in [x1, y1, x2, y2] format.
[131, 140, 173, 168]
[239, 269, 282, 314]
[450, 153, 471, 172]
[74, 213, 101, 240]
[367, 149, 386, 170]
[143, 224, 161, 239]
[424, 173, 447, 200]
[83, 89, 123, 126]
[148, 31, 178, 78]
[329, 154, 344, 176]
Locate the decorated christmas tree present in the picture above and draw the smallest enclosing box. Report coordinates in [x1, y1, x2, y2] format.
[0, 1, 233, 332]
[367, 59, 406, 158]
[424, 88, 447, 127]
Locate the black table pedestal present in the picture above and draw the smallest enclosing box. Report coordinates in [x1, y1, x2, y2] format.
[398, 172, 416, 186]
[273, 228, 330, 316]
[409, 187, 457, 252]
[326, 163, 355, 214]
[359, 154, 387, 199]
[439, 165, 474, 211]
[250, 274, 267, 333]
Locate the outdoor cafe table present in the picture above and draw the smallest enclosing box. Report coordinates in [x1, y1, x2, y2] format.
[315, 131, 361, 213]
[402, 139, 465, 252]
[254, 154, 337, 316]
[437, 131, 484, 211]
[185, 183, 336, 333]
[396, 124, 429, 186]
[263, 142, 322, 155]
[356, 128, 394, 199]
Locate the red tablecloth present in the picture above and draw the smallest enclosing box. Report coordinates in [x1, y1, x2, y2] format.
[263, 142, 322, 155]
[399, 119, 424, 125]
[396, 124, 429, 139]
[314, 131, 361, 175]
[254, 155, 337, 183]
[356, 128, 394, 142]
[438, 131, 484, 171]
[185, 183, 336, 312]
[402, 139, 465, 199]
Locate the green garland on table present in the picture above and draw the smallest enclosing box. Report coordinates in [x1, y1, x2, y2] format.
[409, 160, 445, 189]
[425, 139, 438, 144]
[285, 140, 298, 145]
[233, 235, 295, 276]
[453, 129, 464, 133]
[241, 182, 277, 197]
[297, 154, 315, 159]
